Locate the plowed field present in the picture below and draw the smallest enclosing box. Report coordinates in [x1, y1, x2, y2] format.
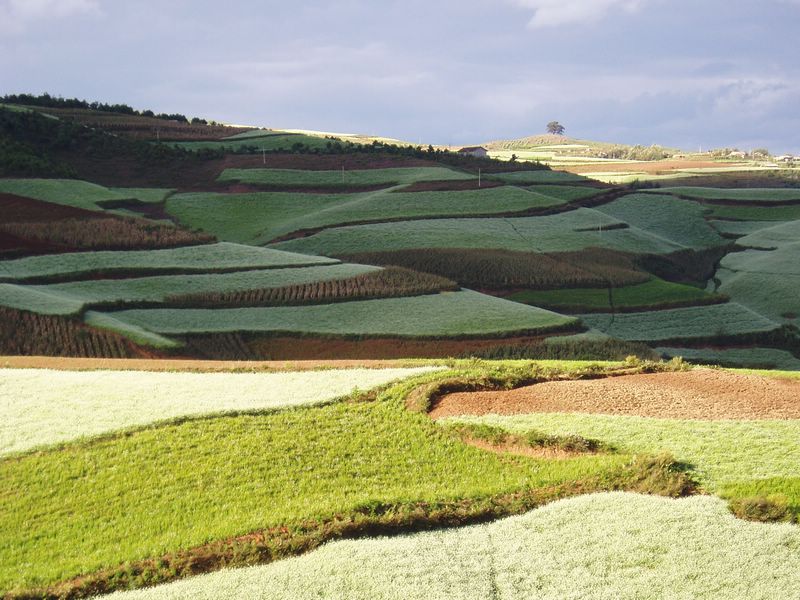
[431, 369, 800, 420]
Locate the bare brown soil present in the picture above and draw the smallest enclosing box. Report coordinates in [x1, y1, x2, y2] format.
[566, 160, 750, 175]
[431, 368, 800, 421]
[0, 355, 426, 372]
[463, 437, 589, 459]
[0, 193, 104, 221]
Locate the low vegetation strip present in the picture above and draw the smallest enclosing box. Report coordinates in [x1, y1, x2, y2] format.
[99, 493, 800, 600]
[0, 179, 171, 211]
[0, 366, 439, 456]
[272, 209, 684, 256]
[217, 166, 473, 186]
[0, 243, 337, 282]
[97, 290, 577, 338]
[508, 278, 722, 312]
[580, 302, 779, 342]
[165, 267, 458, 308]
[340, 247, 649, 290]
[445, 412, 800, 496]
[650, 187, 800, 202]
[22, 264, 381, 311]
[656, 347, 800, 371]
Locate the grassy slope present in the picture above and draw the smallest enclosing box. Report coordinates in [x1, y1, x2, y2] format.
[167, 186, 565, 245]
[595, 194, 724, 249]
[651, 187, 800, 201]
[448, 412, 800, 512]
[490, 170, 588, 184]
[0, 243, 337, 281]
[271, 208, 683, 256]
[171, 133, 332, 151]
[580, 302, 778, 341]
[508, 278, 717, 311]
[217, 166, 473, 186]
[98, 290, 576, 338]
[14, 264, 380, 311]
[527, 184, 606, 201]
[0, 366, 438, 457]
[0, 369, 629, 591]
[102, 493, 800, 600]
[706, 205, 800, 221]
[0, 178, 172, 211]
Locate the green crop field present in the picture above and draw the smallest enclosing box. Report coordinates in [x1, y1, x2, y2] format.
[0, 283, 84, 315]
[101, 493, 800, 600]
[447, 412, 800, 511]
[709, 220, 773, 237]
[715, 269, 800, 323]
[0, 366, 437, 457]
[595, 194, 724, 249]
[490, 170, 588, 184]
[508, 278, 718, 311]
[14, 264, 379, 312]
[167, 186, 565, 245]
[172, 133, 332, 152]
[217, 166, 473, 186]
[730, 219, 800, 249]
[649, 187, 800, 202]
[271, 208, 687, 256]
[704, 204, 800, 221]
[656, 347, 800, 371]
[97, 290, 577, 339]
[1, 365, 638, 592]
[0, 179, 173, 211]
[0, 243, 337, 282]
[580, 302, 778, 342]
[527, 184, 606, 201]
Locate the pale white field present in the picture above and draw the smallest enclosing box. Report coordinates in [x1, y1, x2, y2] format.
[99, 492, 800, 600]
[0, 367, 438, 456]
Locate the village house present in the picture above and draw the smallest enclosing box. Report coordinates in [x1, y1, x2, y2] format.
[457, 146, 488, 158]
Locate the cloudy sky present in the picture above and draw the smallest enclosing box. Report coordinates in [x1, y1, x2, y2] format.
[2, 0, 798, 153]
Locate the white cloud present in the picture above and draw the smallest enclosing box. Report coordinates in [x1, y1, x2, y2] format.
[0, 0, 99, 34]
[508, 0, 649, 28]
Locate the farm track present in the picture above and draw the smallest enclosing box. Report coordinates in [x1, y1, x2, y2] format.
[430, 368, 800, 421]
[264, 187, 632, 245]
[0, 355, 424, 371]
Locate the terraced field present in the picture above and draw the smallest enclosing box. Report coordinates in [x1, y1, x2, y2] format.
[167, 186, 567, 245]
[217, 166, 473, 186]
[0, 178, 173, 211]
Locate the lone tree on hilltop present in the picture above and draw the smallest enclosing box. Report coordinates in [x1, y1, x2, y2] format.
[547, 121, 565, 135]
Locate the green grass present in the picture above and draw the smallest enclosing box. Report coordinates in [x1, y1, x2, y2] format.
[490, 170, 588, 184]
[0, 366, 438, 457]
[445, 412, 800, 507]
[18, 264, 379, 311]
[0, 178, 172, 211]
[271, 208, 685, 256]
[508, 278, 718, 311]
[0, 243, 338, 282]
[0, 283, 84, 315]
[217, 166, 473, 186]
[656, 347, 800, 371]
[167, 186, 565, 245]
[709, 220, 772, 237]
[96, 290, 577, 339]
[705, 204, 800, 221]
[735, 219, 800, 249]
[171, 133, 332, 152]
[83, 312, 181, 348]
[99, 493, 800, 600]
[650, 187, 800, 202]
[527, 184, 605, 201]
[595, 194, 724, 249]
[580, 302, 779, 342]
[0, 370, 629, 591]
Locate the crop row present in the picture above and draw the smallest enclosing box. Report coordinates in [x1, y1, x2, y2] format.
[0, 307, 136, 358]
[0, 217, 214, 252]
[341, 248, 650, 290]
[165, 267, 458, 308]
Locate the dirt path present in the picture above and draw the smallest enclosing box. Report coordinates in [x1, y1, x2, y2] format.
[0, 355, 429, 372]
[431, 369, 800, 421]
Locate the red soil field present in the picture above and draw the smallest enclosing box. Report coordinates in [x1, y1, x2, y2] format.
[430, 369, 800, 421]
[565, 160, 750, 175]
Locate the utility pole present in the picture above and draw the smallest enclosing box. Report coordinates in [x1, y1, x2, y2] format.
[262, 147, 266, 165]
[478, 168, 481, 188]
[341, 164, 345, 184]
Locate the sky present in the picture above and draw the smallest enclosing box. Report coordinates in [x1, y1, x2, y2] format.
[1, 0, 799, 153]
